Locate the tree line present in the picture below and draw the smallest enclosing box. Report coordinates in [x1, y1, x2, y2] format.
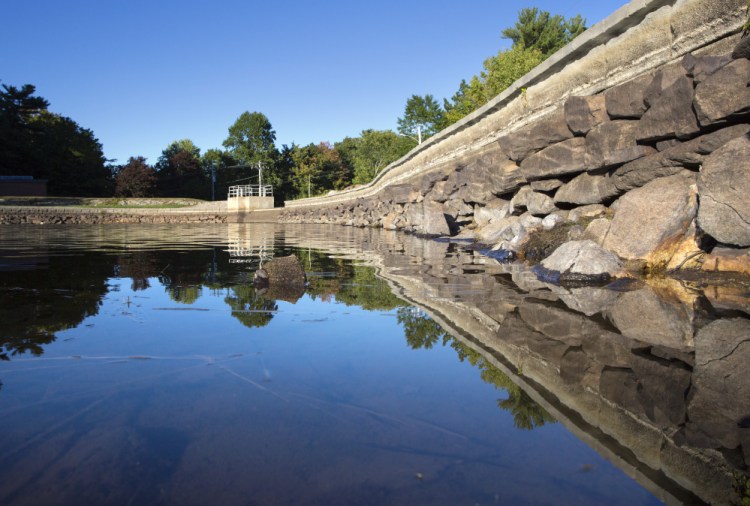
[0, 8, 584, 203]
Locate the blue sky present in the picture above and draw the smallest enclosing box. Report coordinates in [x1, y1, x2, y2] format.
[2, 0, 628, 165]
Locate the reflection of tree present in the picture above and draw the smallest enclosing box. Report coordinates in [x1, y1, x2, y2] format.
[168, 285, 201, 305]
[398, 307, 447, 349]
[116, 252, 161, 291]
[0, 253, 112, 360]
[224, 285, 277, 329]
[399, 309, 556, 430]
[299, 249, 406, 311]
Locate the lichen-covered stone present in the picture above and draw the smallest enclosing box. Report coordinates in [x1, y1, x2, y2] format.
[637, 75, 700, 142]
[694, 58, 750, 126]
[554, 172, 618, 205]
[697, 135, 750, 246]
[565, 95, 609, 135]
[611, 124, 750, 193]
[497, 109, 573, 162]
[520, 137, 587, 180]
[605, 73, 652, 119]
[585, 121, 656, 170]
[511, 186, 557, 216]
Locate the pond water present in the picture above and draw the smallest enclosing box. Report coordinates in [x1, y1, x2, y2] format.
[0, 224, 747, 505]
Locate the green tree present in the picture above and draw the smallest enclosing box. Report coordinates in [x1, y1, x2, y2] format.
[0, 83, 111, 196]
[352, 129, 412, 185]
[224, 285, 277, 329]
[30, 111, 112, 196]
[290, 142, 348, 198]
[441, 9, 584, 128]
[501, 8, 586, 57]
[201, 148, 237, 200]
[400, 310, 557, 431]
[397, 94, 444, 143]
[483, 45, 545, 99]
[114, 156, 157, 197]
[222, 111, 279, 191]
[333, 136, 359, 188]
[441, 77, 487, 127]
[0, 83, 48, 176]
[155, 139, 208, 199]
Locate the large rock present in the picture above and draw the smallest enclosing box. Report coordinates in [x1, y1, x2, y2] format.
[497, 109, 573, 162]
[519, 301, 614, 344]
[681, 53, 732, 84]
[534, 240, 624, 285]
[475, 215, 523, 245]
[636, 75, 700, 142]
[254, 255, 307, 302]
[629, 353, 691, 427]
[694, 58, 750, 126]
[442, 198, 473, 219]
[697, 135, 750, 246]
[386, 183, 421, 204]
[603, 173, 698, 263]
[473, 198, 509, 227]
[530, 179, 564, 192]
[520, 137, 587, 180]
[612, 124, 750, 192]
[607, 286, 695, 352]
[559, 286, 621, 317]
[405, 200, 450, 236]
[585, 121, 656, 170]
[554, 172, 617, 205]
[454, 156, 525, 203]
[564, 95, 608, 135]
[686, 318, 750, 453]
[510, 186, 557, 216]
[605, 73, 652, 119]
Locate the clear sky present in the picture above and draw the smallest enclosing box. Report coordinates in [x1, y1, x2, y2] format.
[2, 0, 628, 165]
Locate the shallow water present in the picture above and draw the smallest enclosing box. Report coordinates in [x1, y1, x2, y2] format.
[0, 223, 747, 505]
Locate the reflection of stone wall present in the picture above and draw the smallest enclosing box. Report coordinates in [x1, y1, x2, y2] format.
[0, 207, 227, 224]
[274, 224, 750, 506]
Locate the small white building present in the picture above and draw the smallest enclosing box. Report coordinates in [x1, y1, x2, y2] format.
[227, 184, 274, 212]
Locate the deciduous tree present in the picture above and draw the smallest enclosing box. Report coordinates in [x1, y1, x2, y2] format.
[114, 156, 157, 197]
[155, 139, 207, 198]
[352, 130, 411, 185]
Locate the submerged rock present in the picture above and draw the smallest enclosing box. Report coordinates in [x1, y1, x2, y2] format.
[254, 255, 307, 288]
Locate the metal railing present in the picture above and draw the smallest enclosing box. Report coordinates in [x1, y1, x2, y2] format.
[228, 184, 273, 198]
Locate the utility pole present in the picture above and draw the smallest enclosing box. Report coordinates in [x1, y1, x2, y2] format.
[257, 161, 264, 196]
[307, 173, 311, 198]
[211, 161, 216, 201]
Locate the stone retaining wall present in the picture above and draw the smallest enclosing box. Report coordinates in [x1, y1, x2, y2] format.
[280, 0, 750, 276]
[0, 207, 228, 224]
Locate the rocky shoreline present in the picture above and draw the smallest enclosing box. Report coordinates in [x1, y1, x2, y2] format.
[279, 39, 750, 285]
[0, 206, 229, 224]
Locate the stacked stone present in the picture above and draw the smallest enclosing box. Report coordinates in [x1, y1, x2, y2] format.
[280, 42, 750, 278]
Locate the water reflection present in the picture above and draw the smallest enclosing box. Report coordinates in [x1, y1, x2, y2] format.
[0, 223, 747, 505]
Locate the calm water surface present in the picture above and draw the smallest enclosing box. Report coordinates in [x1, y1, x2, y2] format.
[0, 224, 746, 505]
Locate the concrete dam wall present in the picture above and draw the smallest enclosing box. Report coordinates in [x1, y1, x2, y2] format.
[281, 0, 750, 276]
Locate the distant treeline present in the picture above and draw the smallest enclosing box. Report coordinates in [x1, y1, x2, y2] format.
[0, 8, 584, 203]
